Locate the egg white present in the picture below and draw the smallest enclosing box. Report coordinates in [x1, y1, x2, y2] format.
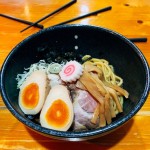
[19, 70, 49, 115]
[40, 85, 74, 131]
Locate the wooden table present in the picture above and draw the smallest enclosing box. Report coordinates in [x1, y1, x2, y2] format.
[0, 0, 150, 149]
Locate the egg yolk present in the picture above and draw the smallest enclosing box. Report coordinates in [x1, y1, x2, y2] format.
[22, 83, 39, 109]
[45, 99, 70, 128]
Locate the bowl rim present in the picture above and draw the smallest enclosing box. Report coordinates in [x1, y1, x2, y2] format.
[0, 24, 150, 139]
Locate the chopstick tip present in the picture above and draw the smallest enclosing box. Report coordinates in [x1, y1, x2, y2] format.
[129, 37, 148, 43]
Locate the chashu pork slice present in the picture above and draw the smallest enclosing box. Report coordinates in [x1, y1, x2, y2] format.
[72, 89, 99, 131]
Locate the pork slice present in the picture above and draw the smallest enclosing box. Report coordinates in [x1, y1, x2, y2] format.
[72, 90, 99, 131]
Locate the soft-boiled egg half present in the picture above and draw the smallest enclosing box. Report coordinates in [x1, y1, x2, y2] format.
[40, 85, 74, 131]
[19, 70, 49, 115]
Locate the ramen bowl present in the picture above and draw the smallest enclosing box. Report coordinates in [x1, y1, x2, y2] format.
[0, 24, 149, 141]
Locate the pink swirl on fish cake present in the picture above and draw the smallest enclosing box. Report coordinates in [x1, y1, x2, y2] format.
[64, 64, 75, 76]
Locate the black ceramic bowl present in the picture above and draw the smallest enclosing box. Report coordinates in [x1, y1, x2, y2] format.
[0, 24, 149, 141]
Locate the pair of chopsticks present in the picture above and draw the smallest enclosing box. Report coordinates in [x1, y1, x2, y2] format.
[1, 4, 147, 43]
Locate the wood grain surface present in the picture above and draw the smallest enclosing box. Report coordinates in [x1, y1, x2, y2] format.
[0, 0, 150, 149]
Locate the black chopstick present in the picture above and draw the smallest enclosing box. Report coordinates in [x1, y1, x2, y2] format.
[129, 38, 147, 42]
[0, 14, 43, 29]
[20, 0, 77, 33]
[52, 6, 112, 26]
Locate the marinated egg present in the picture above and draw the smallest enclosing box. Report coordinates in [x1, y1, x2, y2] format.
[40, 85, 74, 131]
[19, 70, 49, 115]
